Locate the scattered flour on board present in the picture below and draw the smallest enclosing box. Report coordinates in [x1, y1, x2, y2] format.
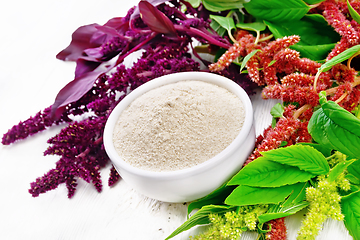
[113, 80, 245, 172]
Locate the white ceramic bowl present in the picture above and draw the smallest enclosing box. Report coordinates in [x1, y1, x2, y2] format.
[103, 72, 255, 203]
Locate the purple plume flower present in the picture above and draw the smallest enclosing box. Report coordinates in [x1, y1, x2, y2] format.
[3, 0, 258, 198]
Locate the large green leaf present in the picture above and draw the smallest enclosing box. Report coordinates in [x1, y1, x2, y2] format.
[258, 201, 309, 224]
[341, 191, 360, 240]
[187, 183, 236, 215]
[291, 43, 336, 61]
[282, 181, 310, 207]
[265, 14, 340, 60]
[225, 184, 296, 206]
[165, 205, 236, 240]
[303, 0, 325, 3]
[202, 0, 246, 12]
[261, 145, 330, 175]
[244, 0, 310, 22]
[348, 159, 360, 180]
[297, 142, 333, 157]
[227, 157, 316, 187]
[308, 92, 360, 158]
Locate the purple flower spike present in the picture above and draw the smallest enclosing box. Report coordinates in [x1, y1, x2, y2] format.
[50, 70, 106, 119]
[108, 166, 121, 187]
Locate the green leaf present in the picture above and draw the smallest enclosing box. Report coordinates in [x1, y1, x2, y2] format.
[202, 0, 247, 12]
[350, 184, 360, 194]
[265, 14, 340, 60]
[352, 105, 360, 119]
[209, 15, 236, 33]
[240, 49, 259, 73]
[271, 118, 277, 128]
[258, 201, 309, 224]
[347, 0, 360, 25]
[297, 142, 333, 157]
[185, 0, 201, 8]
[210, 20, 226, 37]
[303, 0, 325, 3]
[187, 183, 236, 215]
[225, 184, 296, 206]
[244, 0, 310, 22]
[270, 103, 284, 118]
[227, 157, 316, 187]
[341, 191, 360, 240]
[291, 43, 336, 61]
[328, 159, 357, 182]
[267, 59, 277, 67]
[348, 159, 360, 180]
[261, 145, 330, 175]
[318, 44, 360, 72]
[282, 181, 310, 207]
[266, 15, 339, 46]
[236, 22, 266, 32]
[308, 93, 360, 158]
[165, 205, 236, 240]
[346, 174, 360, 185]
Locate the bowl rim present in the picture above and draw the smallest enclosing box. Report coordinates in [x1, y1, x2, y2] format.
[103, 71, 253, 180]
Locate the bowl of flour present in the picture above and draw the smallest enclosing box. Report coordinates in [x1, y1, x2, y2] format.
[103, 72, 255, 202]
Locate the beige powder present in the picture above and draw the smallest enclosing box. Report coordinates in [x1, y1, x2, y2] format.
[112, 80, 245, 172]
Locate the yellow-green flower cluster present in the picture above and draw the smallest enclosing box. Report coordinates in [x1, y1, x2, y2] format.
[190, 205, 268, 240]
[327, 151, 347, 168]
[297, 175, 345, 240]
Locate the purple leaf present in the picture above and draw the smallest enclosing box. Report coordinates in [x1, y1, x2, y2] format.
[56, 18, 127, 62]
[74, 58, 101, 78]
[138, 0, 176, 35]
[56, 24, 103, 61]
[103, 17, 125, 28]
[50, 70, 105, 119]
[95, 25, 122, 37]
[130, 0, 168, 20]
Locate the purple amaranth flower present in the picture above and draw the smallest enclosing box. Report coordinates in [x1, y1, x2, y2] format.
[1, 106, 71, 145]
[4, 0, 258, 198]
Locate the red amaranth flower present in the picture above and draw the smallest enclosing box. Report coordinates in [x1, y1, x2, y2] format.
[245, 117, 301, 164]
[262, 85, 320, 107]
[208, 41, 242, 72]
[208, 32, 258, 72]
[341, 85, 360, 111]
[266, 217, 287, 240]
[330, 63, 356, 83]
[327, 38, 353, 60]
[322, 0, 360, 45]
[259, 35, 300, 58]
[273, 48, 300, 75]
[245, 35, 300, 85]
[246, 55, 263, 85]
[329, 82, 352, 102]
[294, 57, 322, 75]
[281, 73, 315, 86]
